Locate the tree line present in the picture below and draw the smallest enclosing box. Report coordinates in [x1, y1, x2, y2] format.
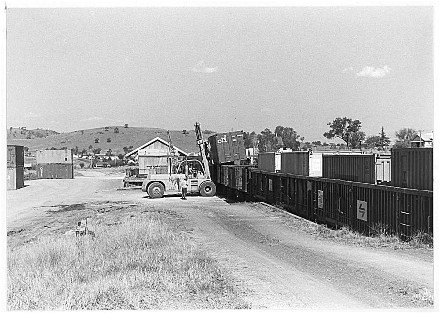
[243, 117, 425, 152]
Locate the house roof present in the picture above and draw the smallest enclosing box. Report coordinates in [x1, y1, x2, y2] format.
[124, 137, 188, 158]
[411, 132, 433, 142]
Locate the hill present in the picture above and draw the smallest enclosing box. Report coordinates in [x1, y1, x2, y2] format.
[7, 127, 59, 139]
[7, 126, 216, 156]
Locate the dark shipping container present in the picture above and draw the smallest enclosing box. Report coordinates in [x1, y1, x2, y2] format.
[208, 131, 246, 164]
[36, 163, 74, 179]
[322, 154, 391, 184]
[258, 152, 280, 172]
[7, 145, 24, 168]
[391, 148, 433, 191]
[7, 166, 25, 190]
[280, 151, 323, 177]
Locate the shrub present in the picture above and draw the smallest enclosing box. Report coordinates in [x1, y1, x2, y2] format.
[79, 162, 85, 169]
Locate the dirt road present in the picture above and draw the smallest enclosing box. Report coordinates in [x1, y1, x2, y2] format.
[6, 171, 434, 309]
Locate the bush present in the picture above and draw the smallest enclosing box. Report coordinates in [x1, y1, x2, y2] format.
[79, 162, 85, 169]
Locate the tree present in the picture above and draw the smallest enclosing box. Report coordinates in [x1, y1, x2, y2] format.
[244, 131, 257, 149]
[394, 128, 416, 148]
[118, 154, 125, 160]
[107, 138, 111, 142]
[323, 117, 362, 148]
[349, 131, 366, 149]
[312, 141, 322, 146]
[378, 126, 390, 150]
[93, 148, 101, 155]
[88, 145, 93, 150]
[365, 135, 381, 149]
[257, 128, 275, 152]
[274, 126, 300, 150]
[114, 127, 119, 134]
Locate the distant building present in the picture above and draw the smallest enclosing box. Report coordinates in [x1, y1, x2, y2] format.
[124, 137, 188, 160]
[411, 131, 433, 148]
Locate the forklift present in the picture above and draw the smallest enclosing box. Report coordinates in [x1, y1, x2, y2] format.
[140, 122, 216, 198]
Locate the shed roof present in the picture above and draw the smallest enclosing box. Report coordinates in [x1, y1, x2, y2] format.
[124, 137, 188, 158]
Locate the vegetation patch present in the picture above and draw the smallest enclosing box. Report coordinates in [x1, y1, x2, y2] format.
[8, 215, 249, 310]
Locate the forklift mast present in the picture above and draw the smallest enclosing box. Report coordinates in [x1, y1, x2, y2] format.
[194, 122, 211, 180]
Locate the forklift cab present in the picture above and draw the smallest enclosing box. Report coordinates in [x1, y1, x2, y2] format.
[175, 159, 206, 178]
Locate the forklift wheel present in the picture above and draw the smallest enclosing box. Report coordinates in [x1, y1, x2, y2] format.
[200, 181, 216, 197]
[148, 182, 164, 198]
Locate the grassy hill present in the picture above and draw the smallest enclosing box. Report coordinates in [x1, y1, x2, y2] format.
[7, 126, 215, 156]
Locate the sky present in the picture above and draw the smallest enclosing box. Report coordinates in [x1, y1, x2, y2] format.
[5, 6, 434, 143]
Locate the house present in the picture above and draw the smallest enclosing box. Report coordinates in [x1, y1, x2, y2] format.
[124, 137, 189, 175]
[411, 132, 433, 148]
[125, 137, 188, 159]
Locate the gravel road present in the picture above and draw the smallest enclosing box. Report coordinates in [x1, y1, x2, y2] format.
[6, 171, 434, 309]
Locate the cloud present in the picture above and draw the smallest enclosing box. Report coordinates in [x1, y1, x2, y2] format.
[342, 67, 353, 73]
[192, 60, 218, 73]
[356, 65, 391, 78]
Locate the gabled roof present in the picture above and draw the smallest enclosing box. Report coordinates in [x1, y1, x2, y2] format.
[411, 132, 433, 142]
[124, 137, 188, 158]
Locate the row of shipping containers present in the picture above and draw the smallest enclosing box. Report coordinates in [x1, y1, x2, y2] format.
[7, 145, 25, 190]
[208, 131, 247, 164]
[36, 149, 74, 179]
[257, 149, 432, 190]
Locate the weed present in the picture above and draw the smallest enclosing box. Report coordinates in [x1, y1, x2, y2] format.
[8, 215, 249, 310]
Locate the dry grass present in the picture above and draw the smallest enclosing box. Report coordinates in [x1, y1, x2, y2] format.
[309, 223, 432, 250]
[8, 215, 249, 310]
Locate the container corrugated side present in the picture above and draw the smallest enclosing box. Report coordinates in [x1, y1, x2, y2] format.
[36, 163, 74, 179]
[280, 151, 323, 177]
[258, 152, 277, 172]
[208, 131, 246, 164]
[322, 154, 376, 184]
[391, 148, 433, 190]
[7, 145, 24, 168]
[36, 149, 73, 164]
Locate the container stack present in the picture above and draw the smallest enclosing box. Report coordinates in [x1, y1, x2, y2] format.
[7, 145, 25, 190]
[36, 149, 74, 179]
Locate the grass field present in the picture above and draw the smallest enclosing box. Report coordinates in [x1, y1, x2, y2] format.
[8, 214, 249, 310]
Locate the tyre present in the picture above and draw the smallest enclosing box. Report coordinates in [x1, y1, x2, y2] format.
[148, 182, 164, 198]
[199, 181, 216, 197]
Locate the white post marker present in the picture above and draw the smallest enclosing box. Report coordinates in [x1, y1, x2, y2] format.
[317, 190, 324, 209]
[357, 200, 368, 221]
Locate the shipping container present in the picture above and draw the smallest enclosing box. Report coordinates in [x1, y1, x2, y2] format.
[7, 166, 24, 190]
[7, 145, 24, 168]
[258, 152, 281, 172]
[36, 163, 74, 179]
[322, 154, 391, 184]
[36, 149, 73, 164]
[391, 148, 433, 191]
[280, 151, 323, 176]
[208, 131, 246, 164]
